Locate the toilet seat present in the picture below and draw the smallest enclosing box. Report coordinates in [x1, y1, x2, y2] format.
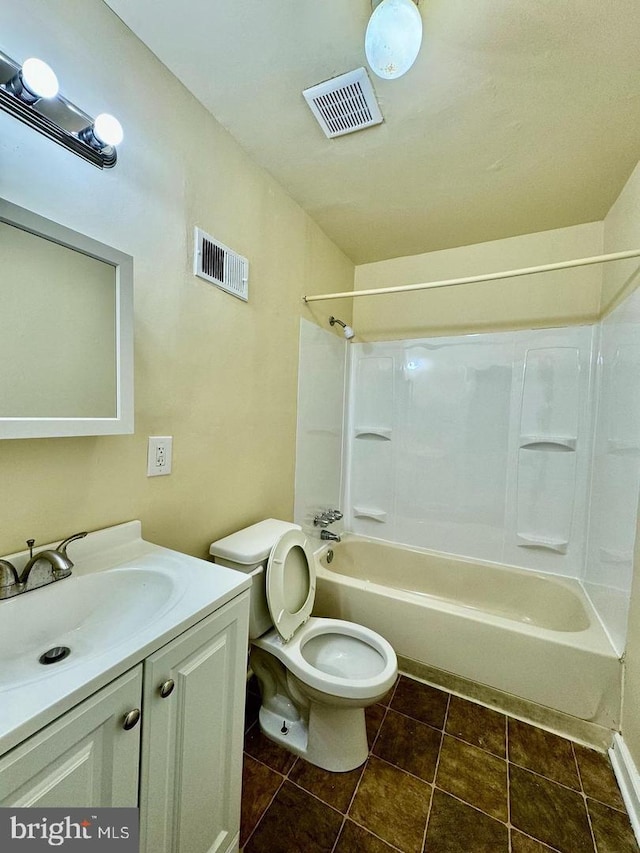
[253, 617, 397, 701]
[266, 530, 316, 641]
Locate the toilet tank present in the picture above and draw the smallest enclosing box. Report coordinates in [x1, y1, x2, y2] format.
[209, 518, 301, 639]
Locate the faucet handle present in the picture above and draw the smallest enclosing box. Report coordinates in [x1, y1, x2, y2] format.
[0, 559, 19, 589]
[57, 531, 88, 559]
[313, 509, 343, 526]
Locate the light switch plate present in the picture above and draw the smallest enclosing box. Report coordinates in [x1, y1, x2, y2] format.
[147, 435, 172, 476]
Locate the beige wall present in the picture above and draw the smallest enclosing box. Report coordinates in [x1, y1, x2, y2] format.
[604, 162, 640, 767]
[602, 161, 640, 315]
[353, 222, 604, 340]
[0, 0, 352, 559]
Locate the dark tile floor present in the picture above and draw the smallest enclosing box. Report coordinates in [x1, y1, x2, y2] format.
[240, 674, 639, 853]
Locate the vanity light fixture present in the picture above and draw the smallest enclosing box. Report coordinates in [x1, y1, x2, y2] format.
[79, 113, 124, 149]
[365, 0, 423, 80]
[7, 57, 59, 103]
[0, 49, 123, 169]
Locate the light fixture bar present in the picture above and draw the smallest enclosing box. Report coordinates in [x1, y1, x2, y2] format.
[0, 86, 110, 168]
[0, 50, 120, 169]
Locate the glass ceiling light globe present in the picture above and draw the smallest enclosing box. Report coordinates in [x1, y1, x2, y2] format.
[365, 0, 423, 80]
[93, 113, 124, 147]
[21, 57, 59, 99]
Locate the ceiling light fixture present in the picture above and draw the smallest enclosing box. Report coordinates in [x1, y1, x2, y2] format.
[0, 49, 123, 169]
[365, 0, 423, 80]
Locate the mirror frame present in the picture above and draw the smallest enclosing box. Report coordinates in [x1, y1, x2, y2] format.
[0, 199, 134, 438]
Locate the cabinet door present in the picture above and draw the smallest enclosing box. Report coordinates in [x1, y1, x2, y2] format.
[0, 666, 142, 807]
[140, 592, 249, 853]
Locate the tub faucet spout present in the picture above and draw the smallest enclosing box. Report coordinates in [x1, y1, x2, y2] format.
[320, 530, 341, 542]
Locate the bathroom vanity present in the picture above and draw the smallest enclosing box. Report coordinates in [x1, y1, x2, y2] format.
[0, 522, 250, 853]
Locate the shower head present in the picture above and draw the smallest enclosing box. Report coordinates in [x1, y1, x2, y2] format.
[329, 316, 355, 340]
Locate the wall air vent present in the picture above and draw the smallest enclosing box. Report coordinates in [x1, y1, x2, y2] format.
[194, 227, 249, 301]
[303, 67, 383, 139]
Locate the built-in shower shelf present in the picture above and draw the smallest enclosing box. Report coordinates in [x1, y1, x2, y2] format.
[519, 435, 576, 452]
[353, 506, 387, 522]
[516, 534, 568, 553]
[607, 439, 640, 456]
[599, 547, 634, 565]
[354, 427, 392, 441]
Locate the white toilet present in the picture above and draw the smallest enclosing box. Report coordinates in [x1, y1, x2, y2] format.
[209, 519, 397, 772]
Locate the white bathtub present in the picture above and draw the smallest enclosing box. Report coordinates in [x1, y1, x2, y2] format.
[314, 535, 621, 729]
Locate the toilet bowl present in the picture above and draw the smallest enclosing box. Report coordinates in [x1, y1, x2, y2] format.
[209, 519, 398, 772]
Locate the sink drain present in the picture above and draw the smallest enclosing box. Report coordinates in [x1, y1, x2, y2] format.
[39, 646, 71, 665]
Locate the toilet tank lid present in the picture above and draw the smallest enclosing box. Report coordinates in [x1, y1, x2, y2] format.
[209, 518, 302, 564]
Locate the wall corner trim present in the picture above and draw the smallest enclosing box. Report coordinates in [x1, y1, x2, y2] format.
[609, 732, 640, 845]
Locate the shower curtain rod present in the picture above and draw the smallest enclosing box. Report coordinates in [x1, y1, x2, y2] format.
[302, 248, 640, 303]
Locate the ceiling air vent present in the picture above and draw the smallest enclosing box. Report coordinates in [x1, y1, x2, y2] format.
[303, 67, 383, 139]
[194, 227, 249, 301]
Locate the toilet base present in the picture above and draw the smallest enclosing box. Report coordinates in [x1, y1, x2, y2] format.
[258, 701, 369, 772]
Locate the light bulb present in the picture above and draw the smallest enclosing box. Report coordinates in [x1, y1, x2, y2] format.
[365, 0, 423, 80]
[21, 57, 59, 99]
[93, 113, 124, 147]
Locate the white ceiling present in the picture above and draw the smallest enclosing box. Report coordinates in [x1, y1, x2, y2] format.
[103, 0, 640, 265]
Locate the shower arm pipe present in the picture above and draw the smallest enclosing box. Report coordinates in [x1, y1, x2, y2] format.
[302, 249, 640, 303]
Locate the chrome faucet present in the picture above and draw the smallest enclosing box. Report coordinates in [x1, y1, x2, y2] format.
[320, 530, 341, 542]
[0, 531, 88, 600]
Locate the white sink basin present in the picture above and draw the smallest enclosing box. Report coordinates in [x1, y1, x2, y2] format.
[0, 567, 177, 691]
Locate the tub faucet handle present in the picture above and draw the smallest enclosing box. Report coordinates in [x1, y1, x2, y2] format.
[314, 509, 343, 527]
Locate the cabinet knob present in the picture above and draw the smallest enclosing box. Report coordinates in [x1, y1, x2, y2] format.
[159, 679, 175, 698]
[122, 708, 141, 730]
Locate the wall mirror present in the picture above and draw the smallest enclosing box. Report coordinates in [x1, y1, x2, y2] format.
[0, 199, 133, 438]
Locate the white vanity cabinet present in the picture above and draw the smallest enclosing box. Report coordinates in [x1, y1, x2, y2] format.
[0, 590, 249, 853]
[0, 666, 143, 807]
[139, 593, 249, 853]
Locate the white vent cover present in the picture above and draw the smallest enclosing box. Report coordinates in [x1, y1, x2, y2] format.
[194, 227, 249, 301]
[303, 67, 383, 139]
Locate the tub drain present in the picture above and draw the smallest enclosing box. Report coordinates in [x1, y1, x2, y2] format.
[39, 646, 71, 665]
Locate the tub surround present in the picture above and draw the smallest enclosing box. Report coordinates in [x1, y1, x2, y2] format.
[297, 282, 640, 659]
[586, 283, 640, 654]
[345, 325, 594, 578]
[294, 319, 347, 534]
[315, 535, 621, 733]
